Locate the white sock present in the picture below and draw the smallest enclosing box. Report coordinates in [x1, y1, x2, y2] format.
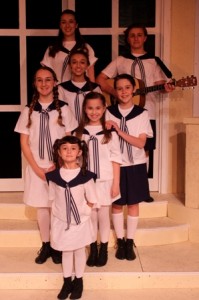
[62, 251, 73, 277]
[74, 247, 86, 278]
[126, 215, 139, 239]
[37, 207, 50, 242]
[112, 212, 124, 239]
[98, 206, 110, 243]
[90, 208, 98, 242]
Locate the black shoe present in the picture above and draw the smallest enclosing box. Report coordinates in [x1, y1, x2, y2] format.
[57, 277, 72, 300]
[86, 241, 98, 267]
[51, 247, 62, 264]
[145, 196, 154, 203]
[35, 242, 51, 264]
[96, 242, 108, 267]
[126, 239, 136, 261]
[115, 238, 126, 260]
[69, 277, 83, 299]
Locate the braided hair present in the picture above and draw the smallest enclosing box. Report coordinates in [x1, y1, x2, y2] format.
[26, 66, 64, 128]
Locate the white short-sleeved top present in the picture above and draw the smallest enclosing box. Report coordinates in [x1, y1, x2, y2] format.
[102, 55, 169, 119]
[41, 41, 98, 83]
[58, 80, 102, 123]
[106, 104, 153, 166]
[80, 125, 122, 181]
[14, 100, 78, 167]
[46, 167, 98, 225]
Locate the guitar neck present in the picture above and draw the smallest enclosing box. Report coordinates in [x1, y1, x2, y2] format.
[134, 83, 166, 96]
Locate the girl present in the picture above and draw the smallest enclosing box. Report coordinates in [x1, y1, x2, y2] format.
[106, 74, 153, 260]
[75, 91, 122, 267]
[46, 136, 98, 300]
[14, 66, 78, 265]
[58, 48, 102, 123]
[41, 9, 97, 83]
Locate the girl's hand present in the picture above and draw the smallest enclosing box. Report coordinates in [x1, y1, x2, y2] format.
[45, 164, 56, 172]
[105, 120, 120, 132]
[35, 167, 47, 181]
[87, 201, 94, 208]
[111, 182, 120, 199]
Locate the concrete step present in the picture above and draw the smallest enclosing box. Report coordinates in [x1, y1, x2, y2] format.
[0, 217, 189, 247]
[0, 242, 199, 290]
[1, 289, 199, 300]
[0, 192, 168, 220]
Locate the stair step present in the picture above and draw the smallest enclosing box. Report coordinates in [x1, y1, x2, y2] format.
[1, 289, 199, 300]
[0, 243, 199, 290]
[0, 217, 189, 247]
[0, 195, 168, 220]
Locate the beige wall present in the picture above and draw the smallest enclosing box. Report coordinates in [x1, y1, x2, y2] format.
[168, 0, 196, 193]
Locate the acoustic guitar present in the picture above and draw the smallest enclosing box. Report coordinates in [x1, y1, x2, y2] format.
[103, 76, 197, 107]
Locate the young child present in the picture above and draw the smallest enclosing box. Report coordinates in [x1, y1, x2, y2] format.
[46, 136, 98, 300]
[58, 49, 102, 123]
[106, 74, 153, 260]
[41, 9, 97, 83]
[14, 66, 78, 264]
[75, 91, 122, 267]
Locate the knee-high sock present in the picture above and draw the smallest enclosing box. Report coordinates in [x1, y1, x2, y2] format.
[62, 251, 73, 278]
[126, 215, 139, 239]
[112, 212, 124, 239]
[90, 208, 98, 242]
[74, 247, 86, 278]
[98, 206, 110, 243]
[37, 207, 51, 242]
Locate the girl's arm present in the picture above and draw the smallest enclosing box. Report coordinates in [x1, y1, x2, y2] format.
[20, 133, 46, 181]
[107, 120, 147, 149]
[111, 161, 120, 198]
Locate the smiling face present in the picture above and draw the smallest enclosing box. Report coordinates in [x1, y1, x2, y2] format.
[60, 13, 77, 40]
[115, 78, 134, 108]
[69, 53, 89, 79]
[34, 69, 56, 101]
[84, 98, 106, 125]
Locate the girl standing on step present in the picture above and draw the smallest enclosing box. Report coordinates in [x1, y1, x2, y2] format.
[58, 48, 102, 124]
[75, 91, 122, 267]
[14, 66, 78, 265]
[106, 74, 153, 260]
[41, 9, 97, 83]
[46, 136, 98, 300]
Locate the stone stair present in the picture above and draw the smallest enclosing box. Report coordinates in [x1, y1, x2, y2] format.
[0, 192, 199, 300]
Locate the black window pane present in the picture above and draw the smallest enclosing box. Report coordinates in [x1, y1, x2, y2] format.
[119, 0, 156, 28]
[83, 35, 112, 76]
[26, 36, 57, 102]
[119, 34, 155, 56]
[0, 1, 19, 29]
[0, 37, 20, 104]
[0, 112, 21, 178]
[75, 0, 112, 28]
[26, 0, 62, 29]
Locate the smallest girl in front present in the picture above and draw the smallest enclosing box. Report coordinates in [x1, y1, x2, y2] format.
[75, 92, 122, 267]
[46, 136, 98, 300]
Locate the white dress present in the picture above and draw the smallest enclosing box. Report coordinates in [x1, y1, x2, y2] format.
[41, 41, 98, 83]
[14, 100, 78, 207]
[81, 125, 122, 205]
[46, 167, 98, 251]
